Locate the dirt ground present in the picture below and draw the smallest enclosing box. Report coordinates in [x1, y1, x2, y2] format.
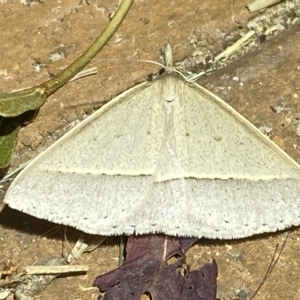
[0, 0, 300, 299]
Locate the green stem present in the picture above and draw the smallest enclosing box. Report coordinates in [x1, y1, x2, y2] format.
[42, 0, 134, 96]
[0, 0, 133, 117]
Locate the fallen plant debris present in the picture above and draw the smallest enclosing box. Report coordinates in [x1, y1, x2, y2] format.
[0, 257, 67, 300]
[94, 235, 218, 300]
[0, 234, 107, 300]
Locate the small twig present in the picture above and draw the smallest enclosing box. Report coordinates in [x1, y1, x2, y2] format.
[25, 265, 88, 275]
[119, 235, 126, 266]
[67, 67, 98, 83]
[189, 30, 256, 82]
[85, 236, 108, 252]
[214, 31, 255, 62]
[247, 0, 283, 12]
[66, 234, 89, 264]
[10, 67, 99, 94]
[66, 234, 108, 263]
[80, 286, 98, 292]
[0, 161, 30, 184]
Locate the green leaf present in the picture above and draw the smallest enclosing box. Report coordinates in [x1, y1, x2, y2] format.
[0, 87, 46, 118]
[0, 117, 19, 168]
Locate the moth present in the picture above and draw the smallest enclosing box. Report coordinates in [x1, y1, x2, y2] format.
[5, 44, 300, 239]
